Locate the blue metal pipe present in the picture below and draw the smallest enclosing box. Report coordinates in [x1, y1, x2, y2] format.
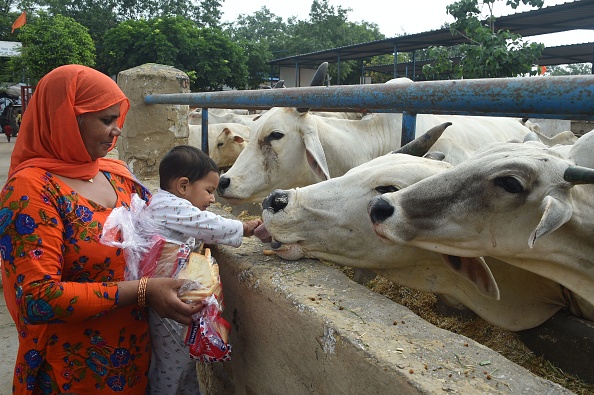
[146, 75, 594, 121]
[149, 75, 594, 145]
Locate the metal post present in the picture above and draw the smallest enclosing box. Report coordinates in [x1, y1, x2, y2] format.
[201, 108, 209, 154]
[393, 43, 398, 78]
[337, 51, 341, 85]
[402, 111, 417, 145]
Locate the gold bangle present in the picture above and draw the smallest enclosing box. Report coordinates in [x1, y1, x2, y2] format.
[138, 276, 149, 307]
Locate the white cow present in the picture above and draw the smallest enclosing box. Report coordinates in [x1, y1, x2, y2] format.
[217, 106, 534, 203]
[368, 131, 594, 312]
[520, 118, 577, 146]
[188, 123, 251, 168]
[188, 108, 260, 126]
[260, 150, 589, 331]
[210, 127, 249, 170]
[311, 111, 365, 120]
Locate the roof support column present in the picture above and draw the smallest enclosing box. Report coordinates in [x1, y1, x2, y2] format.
[412, 51, 417, 81]
[337, 51, 341, 85]
[393, 44, 398, 78]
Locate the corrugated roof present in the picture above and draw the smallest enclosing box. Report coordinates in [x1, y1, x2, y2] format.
[269, 0, 594, 70]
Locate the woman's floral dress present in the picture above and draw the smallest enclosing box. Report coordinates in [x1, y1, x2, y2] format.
[0, 167, 151, 394]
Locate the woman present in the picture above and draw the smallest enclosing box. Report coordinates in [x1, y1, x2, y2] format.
[0, 65, 202, 394]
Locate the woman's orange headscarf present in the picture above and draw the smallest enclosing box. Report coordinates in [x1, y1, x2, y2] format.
[9, 64, 133, 181]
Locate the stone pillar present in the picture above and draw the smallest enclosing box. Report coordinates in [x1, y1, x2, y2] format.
[117, 63, 190, 180]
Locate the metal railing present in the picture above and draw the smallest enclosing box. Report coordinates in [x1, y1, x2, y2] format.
[146, 75, 594, 146]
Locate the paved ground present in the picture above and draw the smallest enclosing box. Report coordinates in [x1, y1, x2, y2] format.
[0, 136, 17, 395]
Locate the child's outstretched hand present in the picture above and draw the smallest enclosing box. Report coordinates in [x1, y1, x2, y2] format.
[242, 219, 263, 237]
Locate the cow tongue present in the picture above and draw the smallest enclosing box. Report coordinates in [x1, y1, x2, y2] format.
[254, 223, 272, 243]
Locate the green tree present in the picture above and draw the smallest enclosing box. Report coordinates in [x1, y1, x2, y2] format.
[284, 0, 385, 84]
[422, 0, 544, 79]
[548, 63, 592, 76]
[224, 6, 290, 55]
[239, 39, 273, 89]
[10, 1, 224, 73]
[100, 16, 247, 91]
[224, 6, 294, 86]
[9, 12, 95, 82]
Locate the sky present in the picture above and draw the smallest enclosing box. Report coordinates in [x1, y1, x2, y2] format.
[219, 0, 594, 48]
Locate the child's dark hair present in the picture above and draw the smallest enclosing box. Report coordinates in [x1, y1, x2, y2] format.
[159, 145, 219, 190]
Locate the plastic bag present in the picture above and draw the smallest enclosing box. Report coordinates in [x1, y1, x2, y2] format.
[101, 194, 194, 279]
[179, 248, 232, 363]
[185, 294, 232, 362]
[101, 194, 231, 362]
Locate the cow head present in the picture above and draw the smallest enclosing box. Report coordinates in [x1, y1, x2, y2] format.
[217, 62, 332, 203]
[368, 132, 594, 257]
[216, 107, 331, 203]
[261, 123, 501, 300]
[210, 126, 250, 170]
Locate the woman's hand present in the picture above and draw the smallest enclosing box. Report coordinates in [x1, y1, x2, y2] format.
[118, 277, 203, 325]
[146, 277, 204, 325]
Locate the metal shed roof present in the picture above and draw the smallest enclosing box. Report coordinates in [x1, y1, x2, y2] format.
[366, 42, 594, 76]
[268, 0, 594, 69]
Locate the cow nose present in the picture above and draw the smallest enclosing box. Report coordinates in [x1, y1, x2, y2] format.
[218, 176, 230, 193]
[368, 196, 395, 224]
[263, 189, 289, 213]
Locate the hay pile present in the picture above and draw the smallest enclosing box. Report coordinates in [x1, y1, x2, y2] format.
[366, 274, 594, 395]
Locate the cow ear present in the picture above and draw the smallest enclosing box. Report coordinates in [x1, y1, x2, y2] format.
[569, 130, 594, 168]
[529, 195, 572, 248]
[302, 132, 330, 181]
[440, 255, 500, 300]
[233, 135, 245, 143]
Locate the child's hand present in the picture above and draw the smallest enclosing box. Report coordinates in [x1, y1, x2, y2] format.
[242, 219, 263, 237]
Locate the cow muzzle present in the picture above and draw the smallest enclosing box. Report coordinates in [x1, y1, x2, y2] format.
[217, 175, 231, 195]
[263, 189, 289, 213]
[368, 196, 395, 224]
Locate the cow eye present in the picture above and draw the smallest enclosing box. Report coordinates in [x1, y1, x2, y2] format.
[266, 131, 284, 141]
[494, 176, 524, 193]
[375, 185, 399, 194]
[217, 142, 224, 148]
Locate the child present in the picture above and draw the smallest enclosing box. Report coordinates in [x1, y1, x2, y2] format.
[146, 145, 265, 395]
[3, 124, 12, 142]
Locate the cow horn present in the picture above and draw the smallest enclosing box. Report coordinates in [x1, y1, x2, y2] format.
[564, 165, 594, 184]
[391, 122, 452, 157]
[298, 62, 329, 113]
[310, 62, 329, 87]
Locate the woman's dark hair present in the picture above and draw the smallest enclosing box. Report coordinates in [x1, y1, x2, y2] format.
[159, 145, 219, 190]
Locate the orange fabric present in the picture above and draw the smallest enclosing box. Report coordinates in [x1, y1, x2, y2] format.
[11, 11, 26, 33]
[1, 167, 151, 393]
[10, 64, 132, 182]
[0, 64, 152, 393]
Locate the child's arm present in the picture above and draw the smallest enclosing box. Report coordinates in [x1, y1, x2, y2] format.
[155, 204, 244, 247]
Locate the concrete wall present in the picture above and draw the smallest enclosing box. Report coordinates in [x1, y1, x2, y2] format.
[196, 210, 572, 395]
[279, 66, 319, 88]
[528, 118, 572, 137]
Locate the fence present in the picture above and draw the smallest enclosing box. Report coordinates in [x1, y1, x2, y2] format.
[145, 75, 594, 145]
